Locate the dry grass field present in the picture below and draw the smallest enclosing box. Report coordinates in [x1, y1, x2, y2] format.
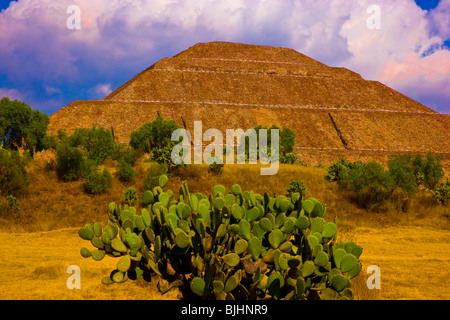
[0, 158, 449, 300]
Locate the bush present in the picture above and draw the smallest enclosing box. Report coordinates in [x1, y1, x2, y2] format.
[68, 127, 116, 165]
[151, 145, 180, 173]
[387, 154, 418, 196]
[431, 180, 450, 206]
[116, 160, 136, 182]
[339, 161, 394, 209]
[143, 163, 168, 192]
[56, 144, 85, 181]
[122, 187, 139, 206]
[286, 180, 307, 200]
[130, 117, 181, 153]
[112, 143, 142, 166]
[6, 195, 20, 210]
[84, 168, 112, 194]
[0, 148, 30, 196]
[208, 161, 224, 175]
[412, 153, 444, 190]
[280, 153, 297, 164]
[79, 178, 363, 300]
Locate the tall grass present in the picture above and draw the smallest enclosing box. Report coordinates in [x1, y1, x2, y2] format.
[2, 160, 448, 233]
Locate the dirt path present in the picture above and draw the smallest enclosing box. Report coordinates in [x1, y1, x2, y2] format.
[0, 226, 448, 300]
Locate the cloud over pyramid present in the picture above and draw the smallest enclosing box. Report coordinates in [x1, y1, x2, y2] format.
[49, 41, 450, 167]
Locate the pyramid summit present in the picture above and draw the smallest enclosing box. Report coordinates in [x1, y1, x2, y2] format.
[49, 41, 450, 167]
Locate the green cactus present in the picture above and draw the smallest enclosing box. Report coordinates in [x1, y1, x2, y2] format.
[247, 236, 262, 260]
[80, 247, 92, 258]
[268, 229, 284, 249]
[79, 176, 362, 300]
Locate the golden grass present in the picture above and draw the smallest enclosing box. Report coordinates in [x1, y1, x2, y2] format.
[1, 159, 449, 300]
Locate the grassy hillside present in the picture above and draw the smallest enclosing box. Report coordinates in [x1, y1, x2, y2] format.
[0, 156, 449, 300]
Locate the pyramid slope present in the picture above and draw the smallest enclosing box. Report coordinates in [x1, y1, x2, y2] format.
[49, 41, 449, 169]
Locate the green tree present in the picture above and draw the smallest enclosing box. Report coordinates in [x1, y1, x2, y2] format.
[387, 154, 418, 196]
[56, 144, 85, 181]
[67, 127, 115, 165]
[0, 97, 49, 157]
[280, 127, 296, 156]
[0, 147, 30, 196]
[130, 117, 181, 153]
[412, 153, 444, 190]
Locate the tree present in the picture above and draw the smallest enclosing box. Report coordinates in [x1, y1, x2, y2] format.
[280, 127, 296, 156]
[67, 127, 115, 165]
[0, 97, 49, 157]
[129, 117, 181, 153]
[387, 154, 418, 196]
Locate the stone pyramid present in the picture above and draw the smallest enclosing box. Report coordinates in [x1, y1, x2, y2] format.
[48, 41, 449, 167]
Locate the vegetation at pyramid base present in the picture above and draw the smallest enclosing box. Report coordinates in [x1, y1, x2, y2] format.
[79, 176, 363, 300]
[325, 153, 447, 210]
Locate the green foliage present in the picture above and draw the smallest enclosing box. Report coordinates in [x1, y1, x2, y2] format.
[208, 162, 224, 175]
[6, 195, 20, 210]
[151, 145, 179, 172]
[280, 153, 297, 164]
[387, 154, 418, 196]
[84, 168, 113, 194]
[431, 180, 450, 206]
[143, 163, 168, 192]
[122, 188, 139, 206]
[280, 127, 296, 156]
[56, 144, 85, 181]
[112, 143, 142, 166]
[116, 160, 136, 182]
[0, 147, 30, 196]
[0, 97, 49, 157]
[67, 127, 115, 165]
[326, 154, 446, 211]
[286, 180, 307, 200]
[129, 117, 181, 153]
[80, 177, 362, 300]
[339, 161, 394, 209]
[412, 153, 444, 190]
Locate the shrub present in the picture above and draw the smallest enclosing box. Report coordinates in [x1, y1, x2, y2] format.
[142, 163, 168, 192]
[79, 178, 363, 300]
[412, 153, 444, 190]
[116, 160, 136, 182]
[151, 145, 180, 173]
[56, 144, 85, 181]
[112, 143, 142, 166]
[431, 180, 450, 206]
[0, 148, 31, 196]
[208, 160, 224, 176]
[67, 127, 116, 165]
[84, 168, 112, 194]
[6, 195, 20, 210]
[387, 154, 418, 196]
[122, 187, 139, 206]
[286, 180, 307, 200]
[280, 153, 297, 164]
[339, 161, 394, 209]
[129, 117, 181, 153]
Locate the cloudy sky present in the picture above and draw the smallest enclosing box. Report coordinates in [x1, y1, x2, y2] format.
[0, 0, 449, 114]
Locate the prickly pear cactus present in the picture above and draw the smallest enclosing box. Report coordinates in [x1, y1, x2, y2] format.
[78, 175, 363, 300]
